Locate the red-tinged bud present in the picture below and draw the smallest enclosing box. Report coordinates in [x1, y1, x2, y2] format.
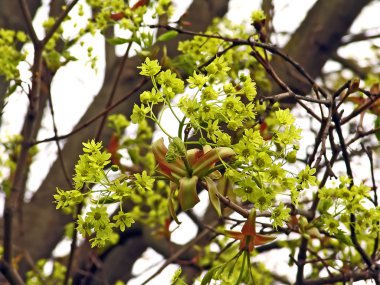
[241, 209, 257, 238]
[370, 83, 380, 96]
[348, 77, 360, 94]
[207, 170, 222, 180]
[178, 176, 199, 211]
[181, 21, 192, 27]
[306, 227, 321, 239]
[107, 134, 120, 166]
[260, 122, 273, 140]
[186, 148, 203, 165]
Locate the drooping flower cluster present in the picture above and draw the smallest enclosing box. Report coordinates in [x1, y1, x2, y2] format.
[54, 140, 156, 247]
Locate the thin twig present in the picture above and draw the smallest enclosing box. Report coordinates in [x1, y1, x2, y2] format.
[141, 226, 215, 285]
[332, 103, 373, 269]
[341, 93, 380, 125]
[47, 85, 72, 187]
[307, 248, 333, 277]
[95, 41, 133, 140]
[64, 41, 134, 283]
[18, 0, 39, 45]
[149, 24, 329, 98]
[0, 261, 26, 285]
[311, 100, 333, 170]
[303, 271, 375, 285]
[41, 0, 79, 46]
[346, 126, 380, 147]
[63, 203, 82, 285]
[297, 99, 322, 122]
[295, 237, 308, 284]
[363, 145, 379, 260]
[32, 78, 148, 145]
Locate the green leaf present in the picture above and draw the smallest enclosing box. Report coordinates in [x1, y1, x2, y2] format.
[169, 182, 181, 224]
[157, 30, 179, 42]
[178, 176, 200, 211]
[205, 177, 222, 217]
[94, 197, 119, 204]
[2, 180, 10, 197]
[168, 196, 181, 225]
[201, 265, 222, 285]
[106, 37, 132, 45]
[171, 54, 197, 75]
[170, 267, 183, 285]
[5, 83, 18, 97]
[234, 251, 247, 285]
[64, 222, 74, 238]
[318, 198, 333, 214]
[335, 229, 353, 246]
[62, 51, 78, 61]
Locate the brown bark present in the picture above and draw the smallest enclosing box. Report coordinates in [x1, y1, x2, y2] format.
[270, 0, 372, 97]
[73, 224, 147, 285]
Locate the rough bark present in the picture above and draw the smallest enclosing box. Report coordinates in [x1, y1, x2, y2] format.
[270, 0, 372, 97]
[91, 236, 147, 285]
[74, 223, 147, 285]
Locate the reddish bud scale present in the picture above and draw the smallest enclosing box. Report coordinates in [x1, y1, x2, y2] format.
[131, 0, 150, 11]
[107, 134, 121, 166]
[259, 122, 272, 140]
[110, 12, 125, 21]
[181, 21, 192, 27]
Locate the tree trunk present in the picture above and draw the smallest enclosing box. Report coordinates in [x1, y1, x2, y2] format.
[270, 0, 371, 98]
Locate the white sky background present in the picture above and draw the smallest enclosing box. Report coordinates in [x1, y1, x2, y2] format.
[1, 0, 380, 284]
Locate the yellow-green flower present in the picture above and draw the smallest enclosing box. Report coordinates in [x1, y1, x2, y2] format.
[138, 57, 161, 77]
[297, 165, 317, 189]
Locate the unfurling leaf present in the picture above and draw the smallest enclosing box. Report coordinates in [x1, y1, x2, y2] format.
[157, 30, 179, 42]
[201, 265, 222, 285]
[178, 176, 199, 211]
[205, 176, 222, 217]
[169, 182, 181, 224]
[106, 37, 132, 45]
[192, 147, 235, 177]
